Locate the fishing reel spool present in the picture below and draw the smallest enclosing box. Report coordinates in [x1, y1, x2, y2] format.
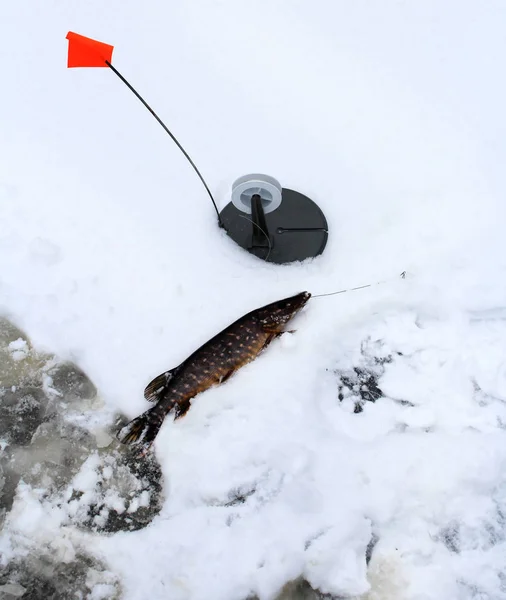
[220, 174, 328, 265]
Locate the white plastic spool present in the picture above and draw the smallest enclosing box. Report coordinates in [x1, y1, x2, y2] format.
[231, 174, 283, 215]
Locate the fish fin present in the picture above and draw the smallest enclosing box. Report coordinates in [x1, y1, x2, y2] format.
[174, 399, 192, 420]
[219, 368, 236, 384]
[144, 367, 179, 402]
[259, 331, 279, 352]
[266, 329, 295, 338]
[261, 330, 294, 350]
[116, 406, 163, 450]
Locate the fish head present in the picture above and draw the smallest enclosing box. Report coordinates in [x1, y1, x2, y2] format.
[256, 291, 311, 332]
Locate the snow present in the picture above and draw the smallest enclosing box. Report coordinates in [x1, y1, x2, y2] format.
[2, 0, 506, 599]
[8, 340, 28, 362]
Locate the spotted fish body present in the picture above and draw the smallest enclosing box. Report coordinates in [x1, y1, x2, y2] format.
[117, 291, 311, 452]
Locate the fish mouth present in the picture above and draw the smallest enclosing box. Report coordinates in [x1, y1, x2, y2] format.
[294, 291, 311, 311]
[284, 291, 311, 321]
[258, 291, 312, 331]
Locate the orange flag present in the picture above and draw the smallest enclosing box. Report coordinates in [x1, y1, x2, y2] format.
[66, 31, 114, 68]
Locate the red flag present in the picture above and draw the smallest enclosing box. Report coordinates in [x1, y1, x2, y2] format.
[66, 31, 114, 68]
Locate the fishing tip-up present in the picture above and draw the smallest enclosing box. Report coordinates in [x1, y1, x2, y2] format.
[65, 32, 329, 265]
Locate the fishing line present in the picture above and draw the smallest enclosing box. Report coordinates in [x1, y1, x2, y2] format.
[238, 214, 273, 261]
[312, 271, 406, 299]
[105, 61, 224, 228]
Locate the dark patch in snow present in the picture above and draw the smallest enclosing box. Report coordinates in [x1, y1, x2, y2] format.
[438, 503, 506, 557]
[224, 486, 257, 507]
[65, 447, 163, 534]
[269, 577, 344, 600]
[333, 338, 410, 413]
[439, 521, 461, 553]
[338, 365, 385, 413]
[204, 469, 284, 513]
[365, 532, 379, 565]
[335, 349, 392, 413]
[0, 388, 49, 445]
[499, 572, 506, 593]
[456, 580, 495, 600]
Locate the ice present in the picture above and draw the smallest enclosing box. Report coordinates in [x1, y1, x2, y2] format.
[60, 447, 163, 533]
[0, 388, 49, 446]
[47, 361, 98, 405]
[0, 322, 51, 391]
[0, 550, 121, 600]
[0, 319, 163, 596]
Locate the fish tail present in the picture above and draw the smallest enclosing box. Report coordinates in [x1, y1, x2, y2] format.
[116, 406, 165, 450]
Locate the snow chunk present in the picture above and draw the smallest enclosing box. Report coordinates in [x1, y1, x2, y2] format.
[73, 455, 101, 492]
[304, 519, 372, 597]
[8, 338, 28, 362]
[0, 583, 27, 597]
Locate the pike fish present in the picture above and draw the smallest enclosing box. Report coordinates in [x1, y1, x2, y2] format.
[117, 291, 311, 452]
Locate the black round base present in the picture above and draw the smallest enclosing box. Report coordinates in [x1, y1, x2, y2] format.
[220, 188, 328, 264]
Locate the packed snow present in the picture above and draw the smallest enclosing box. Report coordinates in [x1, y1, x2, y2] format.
[2, 1, 506, 599]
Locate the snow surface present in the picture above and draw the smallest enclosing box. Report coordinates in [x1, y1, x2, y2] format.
[2, 1, 506, 598]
